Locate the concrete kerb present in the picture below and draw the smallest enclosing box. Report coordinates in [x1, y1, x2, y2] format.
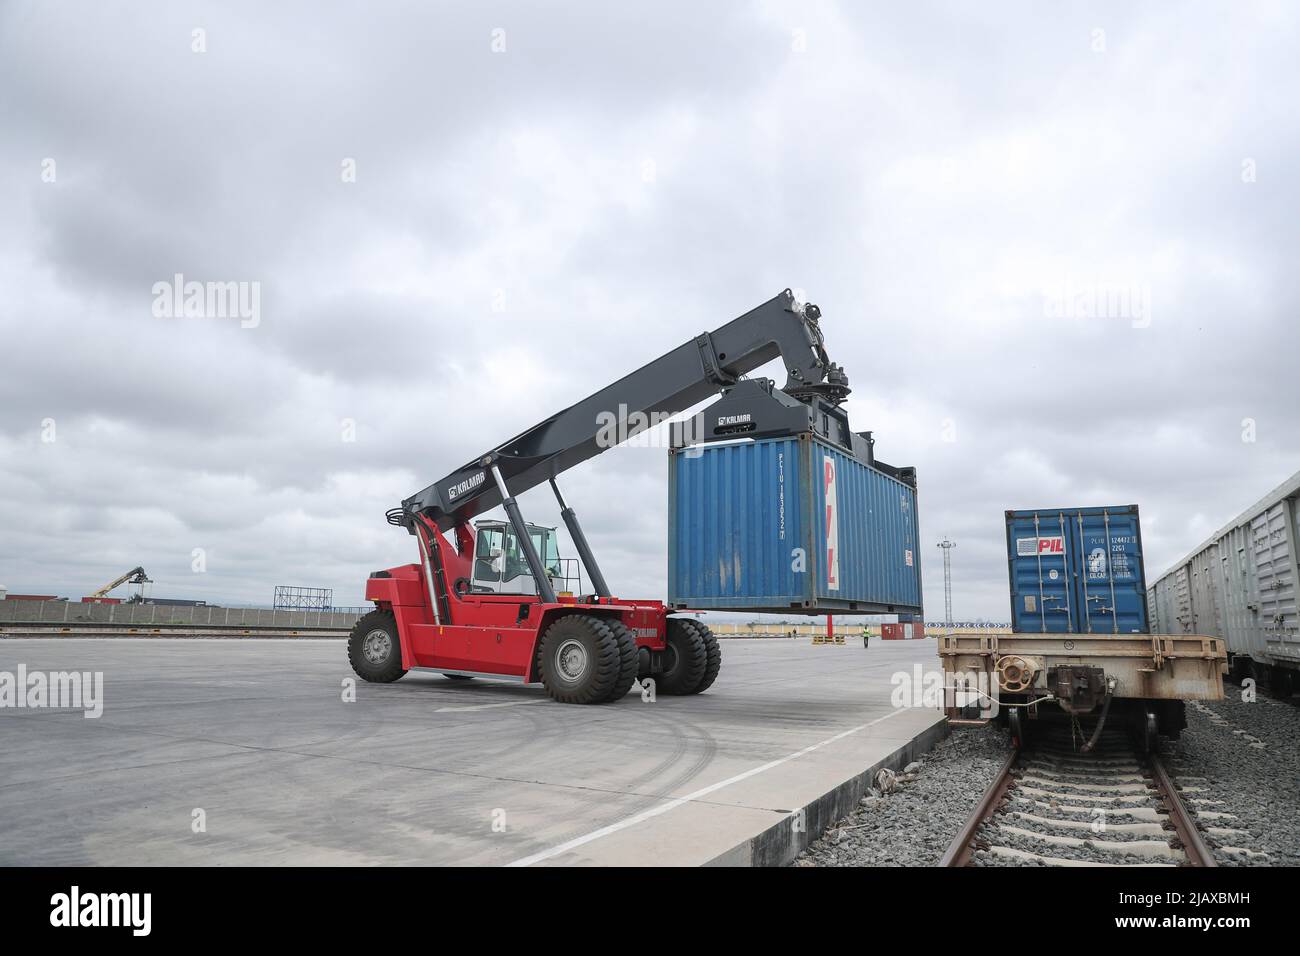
[707, 715, 951, 866]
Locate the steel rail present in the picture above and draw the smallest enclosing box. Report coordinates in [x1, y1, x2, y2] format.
[1149, 753, 1217, 867]
[939, 747, 1020, 867]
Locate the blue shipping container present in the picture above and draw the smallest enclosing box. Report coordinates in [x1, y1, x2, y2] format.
[667, 435, 923, 614]
[1005, 505, 1149, 634]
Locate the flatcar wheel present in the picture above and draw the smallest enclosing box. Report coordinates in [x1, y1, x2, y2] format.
[1141, 710, 1159, 755]
[1268, 667, 1295, 699]
[1228, 655, 1249, 683]
[1008, 708, 1025, 748]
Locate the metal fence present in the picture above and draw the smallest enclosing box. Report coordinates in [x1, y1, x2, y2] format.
[710, 622, 1011, 637]
[273, 585, 334, 611]
[0, 600, 364, 629]
[0, 600, 1006, 636]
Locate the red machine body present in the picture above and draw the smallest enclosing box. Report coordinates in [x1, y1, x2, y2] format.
[365, 559, 668, 682]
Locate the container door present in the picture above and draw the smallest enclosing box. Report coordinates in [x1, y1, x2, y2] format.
[1070, 507, 1149, 634]
[1157, 575, 1179, 633]
[1219, 524, 1264, 662]
[808, 442, 923, 612]
[1173, 564, 1195, 633]
[1253, 497, 1300, 663]
[1187, 544, 1223, 638]
[1007, 511, 1076, 632]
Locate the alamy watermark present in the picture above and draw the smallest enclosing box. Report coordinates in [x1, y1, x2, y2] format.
[1043, 273, 1151, 328]
[891, 664, 999, 717]
[0, 666, 103, 718]
[595, 405, 706, 452]
[152, 273, 260, 328]
[50, 886, 150, 936]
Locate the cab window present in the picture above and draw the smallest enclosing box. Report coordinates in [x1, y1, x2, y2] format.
[474, 527, 504, 582]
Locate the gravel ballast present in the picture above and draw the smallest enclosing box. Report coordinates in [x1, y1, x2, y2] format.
[799, 682, 1300, 867]
[795, 724, 1007, 866]
[1162, 684, 1300, 866]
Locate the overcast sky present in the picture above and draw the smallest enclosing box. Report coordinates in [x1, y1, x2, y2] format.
[1, 1, 1297, 619]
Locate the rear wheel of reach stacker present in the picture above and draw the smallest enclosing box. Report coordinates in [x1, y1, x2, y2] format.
[658, 618, 708, 695]
[679, 619, 721, 694]
[347, 610, 408, 683]
[537, 614, 624, 704]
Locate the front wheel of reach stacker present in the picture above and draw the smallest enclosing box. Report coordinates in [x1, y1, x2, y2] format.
[538, 615, 623, 704]
[658, 618, 707, 695]
[347, 610, 408, 683]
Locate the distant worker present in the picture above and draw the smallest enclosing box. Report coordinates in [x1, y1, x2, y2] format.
[862, 625, 870, 648]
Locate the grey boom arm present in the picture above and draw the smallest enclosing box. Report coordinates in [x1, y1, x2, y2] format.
[401, 289, 840, 532]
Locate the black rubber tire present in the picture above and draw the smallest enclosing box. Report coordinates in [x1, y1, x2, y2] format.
[537, 615, 622, 704]
[347, 609, 407, 683]
[680, 619, 721, 694]
[1228, 654, 1249, 683]
[659, 618, 707, 695]
[604, 619, 639, 702]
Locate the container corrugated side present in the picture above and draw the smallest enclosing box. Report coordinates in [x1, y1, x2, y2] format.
[669, 438, 805, 610]
[667, 435, 922, 614]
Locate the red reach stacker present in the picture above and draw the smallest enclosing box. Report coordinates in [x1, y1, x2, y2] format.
[349, 289, 858, 703]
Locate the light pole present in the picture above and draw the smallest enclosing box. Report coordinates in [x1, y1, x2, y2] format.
[937, 538, 956, 626]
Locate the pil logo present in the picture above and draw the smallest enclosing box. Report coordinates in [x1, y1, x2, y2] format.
[1036, 536, 1065, 555]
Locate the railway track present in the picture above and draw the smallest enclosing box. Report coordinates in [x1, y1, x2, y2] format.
[940, 729, 1219, 867]
[0, 623, 350, 639]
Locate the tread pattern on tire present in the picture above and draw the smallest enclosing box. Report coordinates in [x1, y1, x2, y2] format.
[538, 614, 623, 705]
[680, 619, 721, 694]
[347, 609, 407, 683]
[604, 619, 639, 702]
[658, 618, 707, 695]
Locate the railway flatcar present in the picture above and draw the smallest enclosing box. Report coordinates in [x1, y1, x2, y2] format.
[1148, 469, 1300, 697]
[941, 504, 1227, 752]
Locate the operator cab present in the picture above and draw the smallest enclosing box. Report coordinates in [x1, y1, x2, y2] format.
[470, 520, 578, 596]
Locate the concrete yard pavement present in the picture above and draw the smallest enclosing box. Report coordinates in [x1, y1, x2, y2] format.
[0, 637, 946, 866]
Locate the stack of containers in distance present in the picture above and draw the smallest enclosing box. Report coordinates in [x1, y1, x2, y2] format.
[881, 617, 924, 640]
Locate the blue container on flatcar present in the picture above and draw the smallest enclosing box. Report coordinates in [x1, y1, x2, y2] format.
[1005, 505, 1149, 634]
[667, 435, 923, 614]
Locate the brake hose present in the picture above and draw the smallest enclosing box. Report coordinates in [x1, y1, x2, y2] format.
[1080, 679, 1116, 753]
